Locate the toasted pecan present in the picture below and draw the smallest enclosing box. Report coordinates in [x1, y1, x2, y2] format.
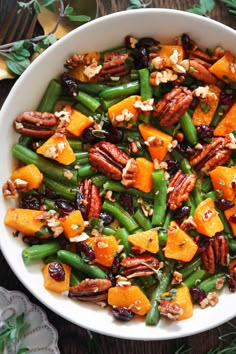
[201, 234, 229, 274]
[78, 178, 102, 220]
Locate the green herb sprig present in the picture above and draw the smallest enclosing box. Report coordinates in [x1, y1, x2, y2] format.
[187, 0, 216, 16]
[127, 0, 152, 10]
[221, 0, 236, 15]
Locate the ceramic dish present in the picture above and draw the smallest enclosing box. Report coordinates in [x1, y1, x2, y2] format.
[0, 287, 59, 353]
[0, 9, 236, 340]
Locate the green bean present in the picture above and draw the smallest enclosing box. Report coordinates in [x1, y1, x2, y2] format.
[67, 138, 83, 151]
[201, 176, 213, 194]
[115, 228, 131, 255]
[179, 111, 198, 145]
[57, 250, 106, 279]
[103, 227, 117, 236]
[181, 159, 203, 205]
[152, 85, 162, 99]
[22, 241, 61, 264]
[102, 180, 153, 200]
[158, 230, 168, 246]
[152, 169, 167, 226]
[130, 69, 139, 80]
[184, 195, 196, 216]
[12, 144, 78, 186]
[73, 102, 93, 117]
[100, 97, 124, 111]
[78, 164, 97, 177]
[179, 256, 202, 280]
[211, 104, 229, 127]
[182, 269, 207, 288]
[139, 275, 156, 290]
[138, 68, 153, 123]
[197, 272, 226, 293]
[102, 200, 139, 233]
[225, 236, 236, 252]
[43, 177, 77, 201]
[206, 191, 232, 234]
[170, 149, 184, 162]
[122, 130, 142, 142]
[163, 210, 174, 229]
[43, 255, 61, 264]
[145, 268, 171, 326]
[70, 270, 82, 287]
[18, 135, 34, 148]
[78, 82, 109, 95]
[38, 79, 62, 112]
[99, 81, 140, 99]
[72, 152, 89, 166]
[91, 175, 107, 188]
[75, 91, 101, 112]
[133, 208, 152, 231]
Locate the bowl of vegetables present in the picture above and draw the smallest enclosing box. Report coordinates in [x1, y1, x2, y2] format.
[1, 8, 236, 340]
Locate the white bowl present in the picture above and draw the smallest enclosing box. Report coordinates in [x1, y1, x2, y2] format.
[0, 9, 236, 340]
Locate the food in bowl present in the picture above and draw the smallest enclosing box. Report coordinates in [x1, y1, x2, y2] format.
[2, 26, 236, 327]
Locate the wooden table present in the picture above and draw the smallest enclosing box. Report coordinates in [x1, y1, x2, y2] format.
[0, 1, 236, 353]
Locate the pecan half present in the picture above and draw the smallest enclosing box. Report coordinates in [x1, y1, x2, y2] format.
[189, 137, 231, 173]
[152, 87, 193, 127]
[188, 59, 217, 84]
[13, 111, 57, 138]
[158, 300, 183, 320]
[121, 254, 160, 278]
[2, 179, 18, 198]
[121, 158, 138, 188]
[89, 141, 129, 180]
[167, 170, 196, 210]
[100, 52, 129, 78]
[201, 234, 229, 274]
[69, 278, 112, 302]
[77, 178, 102, 220]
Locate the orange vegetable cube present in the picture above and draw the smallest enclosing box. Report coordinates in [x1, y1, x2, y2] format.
[192, 84, 221, 126]
[128, 229, 159, 253]
[36, 133, 76, 165]
[139, 123, 172, 161]
[11, 164, 43, 190]
[209, 166, 236, 201]
[108, 95, 141, 128]
[194, 198, 224, 237]
[60, 210, 85, 239]
[161, 285, 193, 320]
[108, 285, 151, 316]
[209, 51, 236, 83]
[4, 208, 48, 236]
[224, 204, 236, 236]
[66, 108, 93, 137]
[86, 235, 118, 267]
[42, 262, 71, 293]
[164, 221, 198, 262]
[214, 102, 236, 136]
[132, 157, 154, 193]
[155, 45, 184, 67]
[68, 51, 101, 82]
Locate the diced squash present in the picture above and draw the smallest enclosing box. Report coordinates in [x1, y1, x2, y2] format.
[108, 95, 141, 128]
[108, 285, 151, 316]
[194, 198, 224, 237]
[60, 210, 85, 239]
[86, 235, 118, 267]
[161, 285, 193, 320]
[66, 107, 94, 137]
[209, 166, 236, 201]
[4, 208, 48, 236]
[214, 102, 236, 136]
[36, 133, 76, 165]
[11, 164, 43, 190]
[224, 204, 236, 236]
[164, 221, 198, 262]
[128, 229, 159, 253]
[68, 51, 101, 82]
[155, 45, 184, 67]
[132, 157, 154, 193]
[42, 262, 71, 293]
[139, 123, 172, 161]
[209, 51, 236, 83]
[192, 84, 221, 126]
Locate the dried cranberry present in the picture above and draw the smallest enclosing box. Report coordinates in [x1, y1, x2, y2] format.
[61, 73, 79, 97]
[215, 198, 235, 211]
[110, 254, 121, 274]
[174, 206, 191, 219]
[80, 126, 100, 145]
[229, 213, 236, 224]
[220, 91, 235, 105]
[196, 236, 210, 252]
[112, 307, 135, 321]
[22, 236, 41, 245]
[225, 273, 236, 292]
[55, 199, 75, 215]
[75, 192, 86, 219]
[166, 159, 180, 177]
[57, 234, 70, 248]
[136, 37, 159, 48]
[44, 187, 59, 199]
[99, 212, 114, 226]
[189, 287, 206, 304]
[48, 262, 65, 281]
[175, 142, 195, 157]
[20, 194, 44, 210]
[190, 97, 199, 110]
[105, 124, 123, 144]
[196, 125, 214, 141]
[181, 33, 192, 51]
[76, 242, 95, 261]
[119, 193, 134, 215]
[133, 46, 148, 69]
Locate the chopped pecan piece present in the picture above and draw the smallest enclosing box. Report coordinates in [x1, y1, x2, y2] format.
[69, 278, 112, 302]
[77, 178, 102, 220]
[167, 170, 196, 210]
[158, 300, 183, 320]
[201, 234, 229, 274]
[121, 254, 160, 278]
[188, 59, 217, 84]
[100, 52, 130, 78]
[89, 141, 129, 180]
[152, 87, 193, 127]
[121, 158, 138, 188]
[2, 179, 18, 198]
[189, 137, 231, 173]
[13, 111, 57, 138]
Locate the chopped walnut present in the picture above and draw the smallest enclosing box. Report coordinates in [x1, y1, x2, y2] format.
[133, 98, 154, 111]
[150, 69, 178, 86]
[151, 56, 166, 70]
[2, 179, 18, 199]
[169, 49, 180, 65]
[216, 277, 224, 290]
[171, 271, 183, 285]
[158, 300, 183, 320]
[113, 108, 134, 123]
[225, 133, 236, 150]
[83, 63, 102, 79]
[145, 136, 164, 148]
[193, 86, 217, 100]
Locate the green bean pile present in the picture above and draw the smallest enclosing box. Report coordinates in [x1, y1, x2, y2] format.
[3, 32, 236, 325]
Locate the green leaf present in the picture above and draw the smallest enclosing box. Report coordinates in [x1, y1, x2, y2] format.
[6, 57, 31, 76]
[40, 0, 55, 7]
[67, 15, 91, 22]
[64, 5, 74, 16]
[187, 5, 205, 15]
[34, 1, 42, 14]
[200, 0, 215, 12]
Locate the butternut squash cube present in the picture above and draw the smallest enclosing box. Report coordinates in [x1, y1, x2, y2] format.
[42, 262, 71, 293]
[214, 102, 236, 136]
[128, 229, 159, 253]
[68, 51, 100, 82]
[209, 51, 236, 83]
[86, 235, 118, 267]
[11, 164, 43, 190]
[66, 108, 93, 137]
[161, 285, 193, 320]
[133, 157, 154, 193]
[155, 45, 184, 67]
[60, 210, 85, 239]
[108, 95, 141, 128]
[224, 204, 236, 236]
[209, 166, 236, 201]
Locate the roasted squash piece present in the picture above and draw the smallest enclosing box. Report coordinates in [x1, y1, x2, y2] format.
[214, 102, 236, 136]
[128, 229, 159, 253]
[154, 45, 184, 67]
[68, 51, 101, 82]
[209, 166, 236, 201]
[209, 51, 236, 83]
[42, 262, 71, 293]
[66, 108, 94, 137]
[161, 285, 193, 320]
[224, 204, 236, 236]
[86, 235, 118, 267]
[60, 210, 85, 239]
[11, 164, 43, 190]
[132, 157, 154, 193]
[108, 95, 141, 128]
